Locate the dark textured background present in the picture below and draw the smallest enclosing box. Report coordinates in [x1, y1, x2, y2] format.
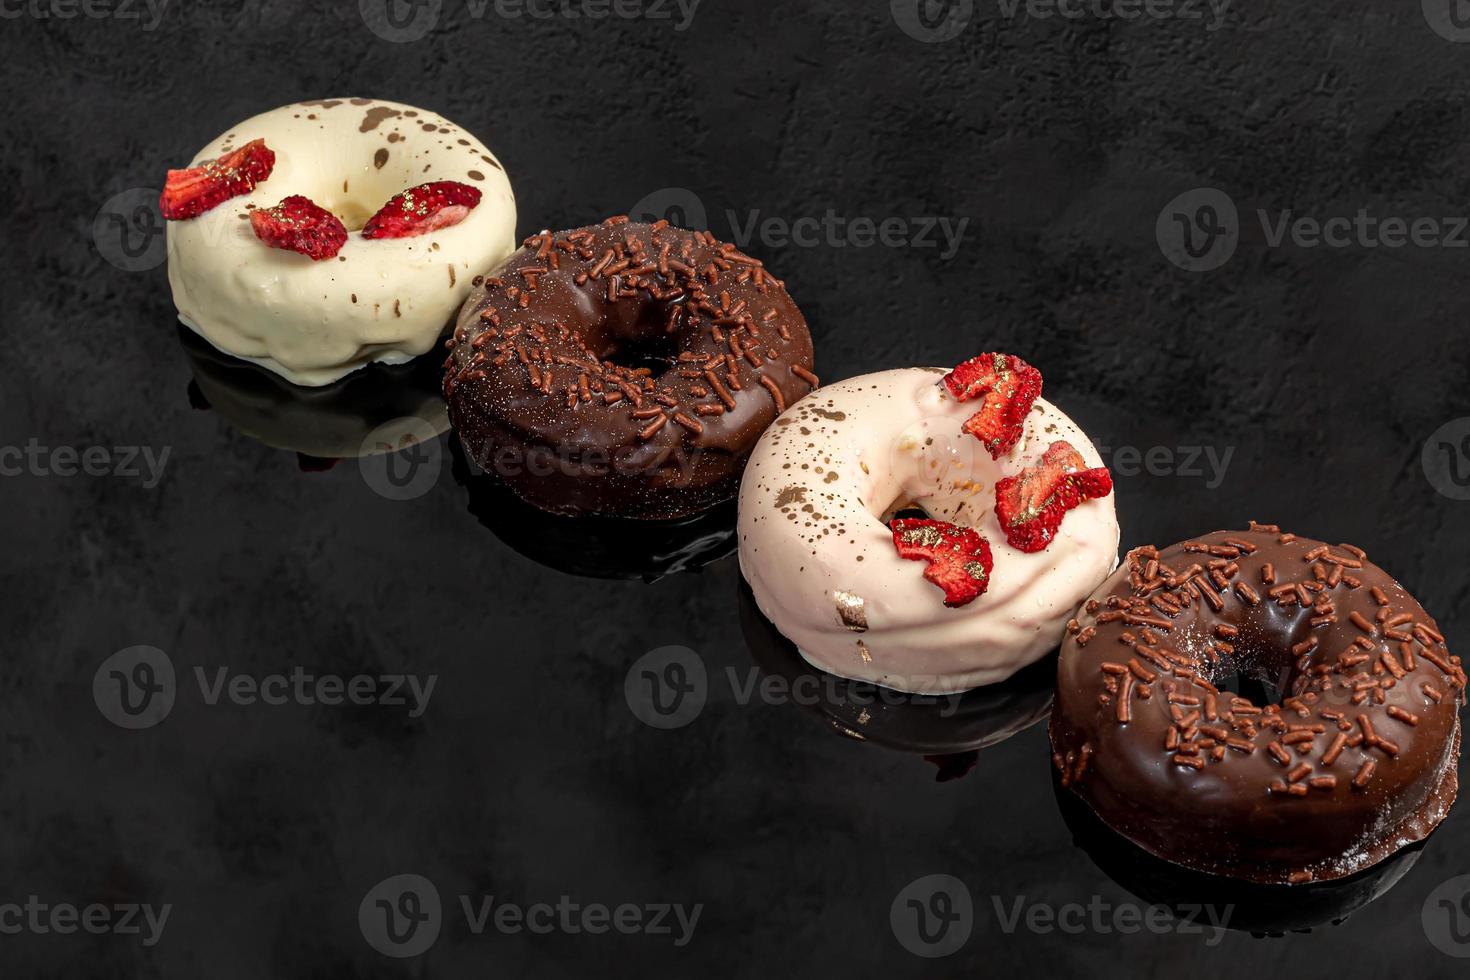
[3, 0, 1470, 976]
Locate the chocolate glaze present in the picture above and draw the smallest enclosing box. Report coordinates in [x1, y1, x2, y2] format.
[444, 216, 815, 519]
[1051, 526, 1465, 885]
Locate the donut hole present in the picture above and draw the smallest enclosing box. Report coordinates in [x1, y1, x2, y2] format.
[1195, 630, 1301, 709]
[584, 295, 696, 377]
[333, 198, 376, 233]
[1213, 667, 1288, 706]
[286, 144, 443, 232]
[882, 503, 932, 527]
[606, 331, 682, 375]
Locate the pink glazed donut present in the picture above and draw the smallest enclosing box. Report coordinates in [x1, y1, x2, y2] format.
[737, 359, 1120, 694]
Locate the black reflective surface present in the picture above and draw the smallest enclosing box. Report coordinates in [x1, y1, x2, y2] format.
[3, 326, 1466, 974]
[10, 3, 1470, 976]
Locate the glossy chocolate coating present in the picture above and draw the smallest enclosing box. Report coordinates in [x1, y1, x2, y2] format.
[1051, 527, 1465, 884]
[444, 217, 815, 519]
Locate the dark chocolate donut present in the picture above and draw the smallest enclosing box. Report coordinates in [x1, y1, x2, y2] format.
[443, 216, 816, 519]
[1051, 524, 1465, 885]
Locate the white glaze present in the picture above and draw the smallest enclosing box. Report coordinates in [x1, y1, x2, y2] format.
[737, 367, 1120, 694]
[166, 99, 516, 387]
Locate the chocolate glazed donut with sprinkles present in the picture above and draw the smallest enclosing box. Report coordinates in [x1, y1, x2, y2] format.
[444, 216, 816, 519]
[1051, 524, 1465, 885]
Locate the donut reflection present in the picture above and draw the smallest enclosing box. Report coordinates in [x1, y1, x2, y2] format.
[1052, 772, 1424, 935]
[448, 437, 736, 582]
[178, 323, 448, 467]
[736, 579, 1054, 760]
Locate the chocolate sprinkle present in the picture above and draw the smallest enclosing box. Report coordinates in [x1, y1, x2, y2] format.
[443, 218, 815, 519]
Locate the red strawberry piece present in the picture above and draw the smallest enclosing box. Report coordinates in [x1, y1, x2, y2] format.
[249, 195, 348, 261]
[160, 138, 276, 220]
[994, 440, 1112, 553]
[891, 517, 995, 607]
[942, 353, 1043, 458]
[360, 181, 483, 239]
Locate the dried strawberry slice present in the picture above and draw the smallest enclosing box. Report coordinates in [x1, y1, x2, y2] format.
[891, 517, 995, 607]
[249, 195, 348, 261]
[942, 353, 1043, 458]
[160, 138, 275, 220]
[994, 440, 1112, 553]
[360, 181, 483, 239]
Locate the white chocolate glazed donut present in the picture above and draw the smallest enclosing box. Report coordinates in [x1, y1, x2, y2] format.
[737, 367, 1120, 694]
[166, 98, 516, 387]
